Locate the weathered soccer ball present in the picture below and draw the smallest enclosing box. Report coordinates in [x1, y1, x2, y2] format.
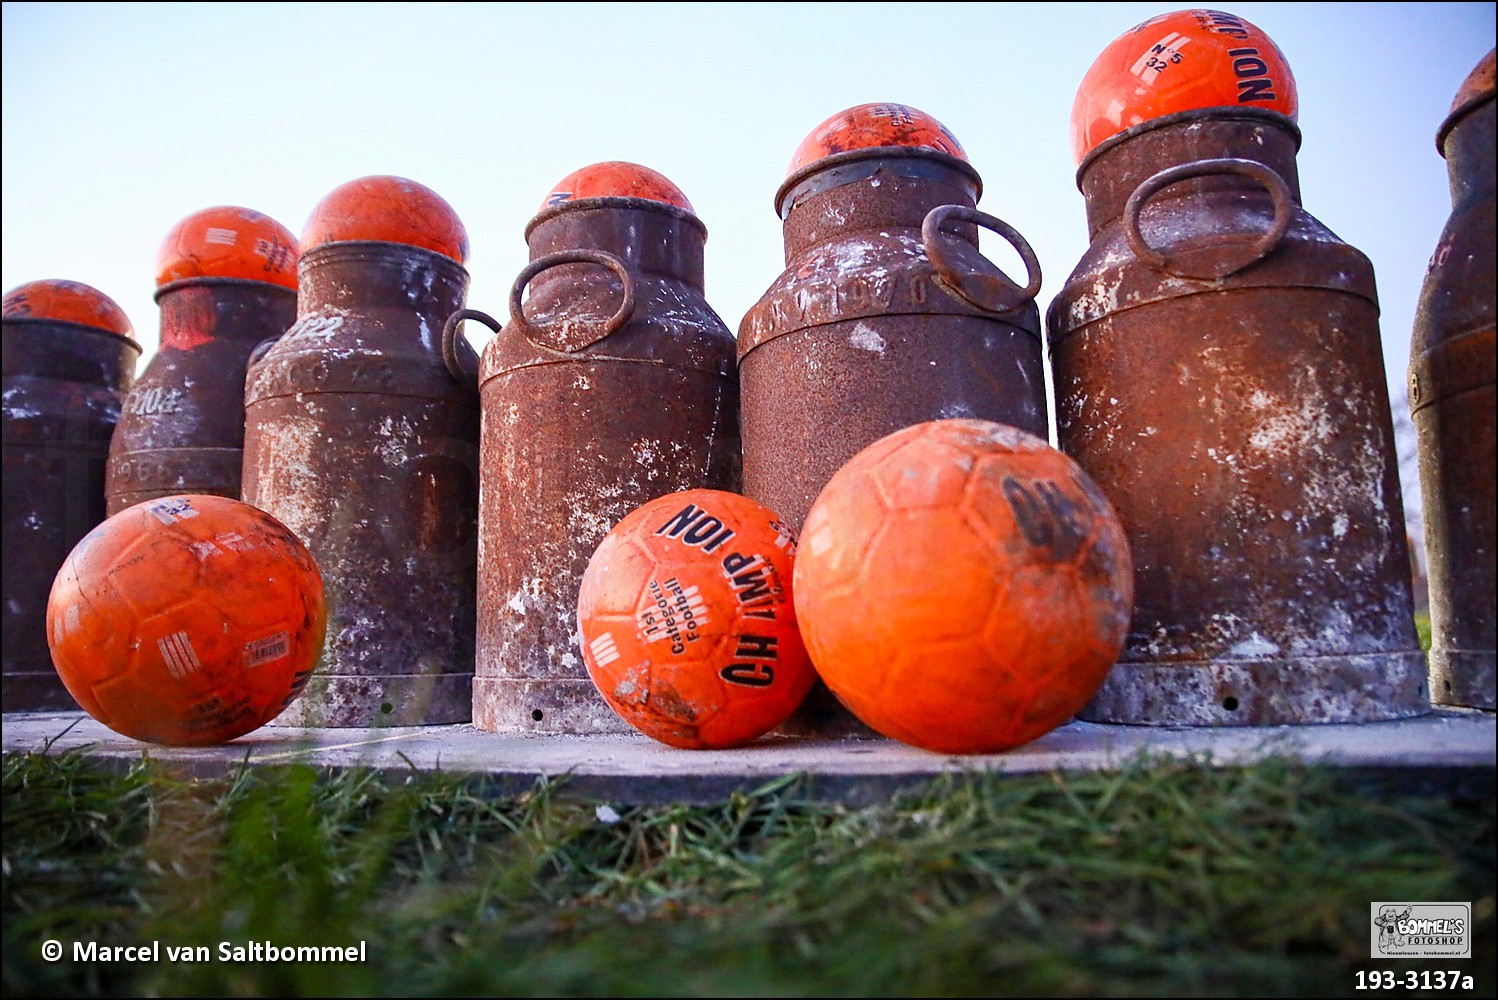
[794, 419, 1134, 754]
[46, 494, 326, 745]
[578, 489, 814, 749]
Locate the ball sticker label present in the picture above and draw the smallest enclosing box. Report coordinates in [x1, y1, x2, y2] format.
[252, 237, 296, 274]
[1131, 33, 1191, 85]
[721, 634, 778, 687]
[1196, 9, 1252, 39]
[147, 497, 199, 524]
[158, 631, 203, 679]
[654, 503, 736, 553]
[638, 578, 710, 654]
[589, 632, 621, 668]
[242, 631, 291, 668]
[214, 531, 255, 553]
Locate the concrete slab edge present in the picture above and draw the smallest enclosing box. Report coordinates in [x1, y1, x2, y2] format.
[3, 709, 1493, 806]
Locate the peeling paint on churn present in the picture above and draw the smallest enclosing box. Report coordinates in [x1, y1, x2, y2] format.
[739, 102, 1049, 734]
[3, 280, 139, 709]
[106, 207, 298, 515]
[243, 176, 480, 726]
[1412, 49, 1496, 710]
[1050, 9, 1427, 725]
[465, 162, 739, 734]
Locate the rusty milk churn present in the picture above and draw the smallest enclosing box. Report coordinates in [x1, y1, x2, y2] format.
[1049, 9, 1426, 725]
[243, 176, 480, 726]
[3, 280, 139, 709]
[106, 206, 298, 515]
[462, 161, 739, 733]
[739, 103, 1048, 734]
[739, 103, 1048, 532]
[1412, 49, 1496, 711]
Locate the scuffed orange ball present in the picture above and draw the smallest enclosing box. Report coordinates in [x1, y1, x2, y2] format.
[155, 205, 299, 290]
[793, 420, 1134, 754]
[540, 161, 695, 214]
[301, 175, 469, 264]
[3, 279, 134, 338]
[578, 490, 814, 749]
[1071, 8, 1298, 162]
[787, 102, 969, 176]
[46, 494, 326, 745]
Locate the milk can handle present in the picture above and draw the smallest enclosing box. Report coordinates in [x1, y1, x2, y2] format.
[440, 309, 499, 388]
[246, 336, 280, 370]
[921, 205, 1043, 314]
[1125, 158, 1295, 280]
[508, 249, 637, 353]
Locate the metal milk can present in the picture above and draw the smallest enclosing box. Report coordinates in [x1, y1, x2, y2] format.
[3, 280, 139, 709]
[106, 206, 298, 515]
[463, 162, 739, 734]
[739, 102, 1048, 735]
[1412, 49, 1496, 710]
[1050, 10, 1425, 726]
[739, 102, 1047, 533]
[243, 176, 480, 727]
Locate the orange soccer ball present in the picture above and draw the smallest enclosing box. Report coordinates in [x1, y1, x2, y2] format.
[578, 490, 815, 749]
[794, 420, 1134, 754]
[46, 495, 326, 745]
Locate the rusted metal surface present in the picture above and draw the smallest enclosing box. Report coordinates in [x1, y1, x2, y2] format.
[1413, 50, 1496, 710]
[3, 317, 138, 709]
[740, 147, 1048, 735]
[106, 280, 295, 515]
[741, 150, 1047, 533]
[1049, 108, 1427, 725]
[243, 241, 479, 726]
[472, 198, 739, 734]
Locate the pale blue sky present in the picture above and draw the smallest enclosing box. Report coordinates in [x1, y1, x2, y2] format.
[3, 1, 1494, 412]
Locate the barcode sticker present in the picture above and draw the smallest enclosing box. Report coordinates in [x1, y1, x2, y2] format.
[243, 631, 290, 668]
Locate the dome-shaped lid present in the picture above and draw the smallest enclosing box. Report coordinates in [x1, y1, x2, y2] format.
[540, 161, 695, 214]
[155, 206, 298, 289]
[786, 102, 969, 177]
[2, 279, 135, 338]
[302, 175, 469, 264]
[1070, 9, 1298, 163]
[1437, 48, 1496, 153]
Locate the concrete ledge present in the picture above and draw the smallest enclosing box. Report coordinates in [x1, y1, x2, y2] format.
[3, 708, 1493, 805]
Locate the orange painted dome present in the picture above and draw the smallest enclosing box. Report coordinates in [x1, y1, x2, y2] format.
[155, 206, 298, 289]
[540, 161, 694, 214]
[302, 175, 468, 264]
[1071, 9, 1298, 163]
[787, 103, 968, 177]
[2, 279, 135, 338]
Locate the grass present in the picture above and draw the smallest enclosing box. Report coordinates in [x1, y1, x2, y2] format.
[2, 751, 1493, 998]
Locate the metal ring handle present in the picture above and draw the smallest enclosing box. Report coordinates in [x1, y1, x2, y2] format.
[441, 308, 499, 387]
[1124, 158, 1295, 280]
[921, 205, 1043, 314]
[508, 249, 637, 353]
[246, 335, 280, 370]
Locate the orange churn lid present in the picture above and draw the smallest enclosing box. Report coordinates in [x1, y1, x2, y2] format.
[301, 175, 469, 264]
[540, 161, 695, 214]
[776, 103, 976, 218]
[1070, 9, 1298, 163]
[155, 206, 299, 291]
[2, 279, 135, 339]
[787, 102, 969, 177]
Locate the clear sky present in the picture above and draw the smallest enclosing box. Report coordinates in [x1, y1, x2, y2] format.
[3, 1, 1493, 413]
